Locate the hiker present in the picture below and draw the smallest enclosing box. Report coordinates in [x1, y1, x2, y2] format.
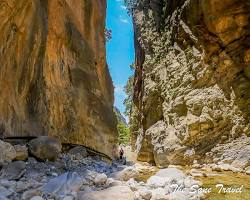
[119, 147, 124, 160]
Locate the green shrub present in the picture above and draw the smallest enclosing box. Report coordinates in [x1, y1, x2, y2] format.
[117, 123, 131, 145]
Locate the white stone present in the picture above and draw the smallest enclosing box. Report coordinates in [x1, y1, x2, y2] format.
[94, 173, 107, 185]
[184, 176, 201, 188]
[134, 191, 142, 200]
[42, 172, 83, 195]
[106, 178, 122, 187]
[30, 196, 44, 200]
[126, 178, 139, 191]
[151, 188, 168, 200]
[138, 188, 152, 200]
[52, 172, 58, 177]
[63, 196, 74, 200]
[167, 191, 189, 200]
[147, 176, 168, 188]
[113, 166, 139, 181]
[155, 168, 185, 180]
[78, 186, 134, 200]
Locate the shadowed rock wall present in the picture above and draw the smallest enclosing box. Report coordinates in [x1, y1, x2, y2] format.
[0, 0, 118, 158]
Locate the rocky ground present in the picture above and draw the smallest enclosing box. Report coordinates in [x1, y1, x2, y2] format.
[0, 137, 205, 200]
[0, 137, 249, 200]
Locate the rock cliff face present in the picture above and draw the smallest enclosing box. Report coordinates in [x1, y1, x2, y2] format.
[131, 0, 250, 167]
[0, 0, 117, 158]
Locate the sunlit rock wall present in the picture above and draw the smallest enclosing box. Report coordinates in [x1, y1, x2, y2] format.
[132, 0, 250, 167]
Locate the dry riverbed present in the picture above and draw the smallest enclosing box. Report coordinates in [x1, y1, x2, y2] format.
[0, 140, 249, 200]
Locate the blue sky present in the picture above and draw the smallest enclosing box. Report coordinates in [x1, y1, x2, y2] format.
[106, 0, 134, 116]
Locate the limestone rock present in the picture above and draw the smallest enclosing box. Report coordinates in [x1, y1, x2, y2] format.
[0, 0, 117, 159]
[206, 136, 250, 170]
[29, 136, 62, 161]
[106, 178, 122, 187]
[151, 188, 168, 200]
[63, 196, 74, 200]
[147, 176, 168, 188]
[231, 146, 250, 169]
[0, 140, 16, 165]
[0, 186, 13, 198]
[112, 166, 140, 181]
[14, 145, 28, 161]
[246, 169, 250, 175]
[30, 196, 44, 200]
[21, 189, 42, 200]
[42, 172, 83, 195]
[94, 173, 107, 185]
[78, 186, 134, 200]
[68, 146, 88, 158]
[131, 0, 250, 166]
[167, 191, 189, 200]
[0, 161, 26, 180]
[138, 188, 152, 200]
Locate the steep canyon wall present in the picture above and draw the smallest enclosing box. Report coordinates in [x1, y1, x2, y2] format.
[131, 0, 250, 167]
[0, 0, 118, 158]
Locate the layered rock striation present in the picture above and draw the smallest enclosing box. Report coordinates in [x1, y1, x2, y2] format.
[0, 0, 117, 158]
[131, 0, 250, 167]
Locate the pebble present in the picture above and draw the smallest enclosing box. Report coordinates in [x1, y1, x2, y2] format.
[30, 196, 44, 200]
[63, 196, 74, 200]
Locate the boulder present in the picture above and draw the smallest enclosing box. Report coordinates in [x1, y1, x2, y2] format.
[126, 178, 140, 191]
[151, 188, 168, 200]
[147, 176, 168, 188]
[41, 172, 83, 195]
[30, 196, 44, 200]
[94, 173, 107, 185]
[106, 178, 122, 187]
[0, 140, 16, 165]
[14, 145, 28, 161]
[231, 147, 250, 169]
[0, 186, 13, 198]
[21, 189, 42, 200]
[113, 166, 139, 181]
[0, 195, 9, 200]
[29, 136, 62, 161]
[78, 186, 134, 200]
[0, 161, 26, 180]
[138, 188, 152, 200]
[155, 168, 185, 179]
[167, 191, 189, 200]
[62, 196, 74, 200]
[147, 168, 185, 187]
[68, 146, 88, 158]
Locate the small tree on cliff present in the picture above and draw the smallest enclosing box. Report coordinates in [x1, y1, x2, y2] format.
[124, 0, 137, 15]
[105, 28, 112, 42]
[123, 64, 135, 117]
[114, 107, 130, 145]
